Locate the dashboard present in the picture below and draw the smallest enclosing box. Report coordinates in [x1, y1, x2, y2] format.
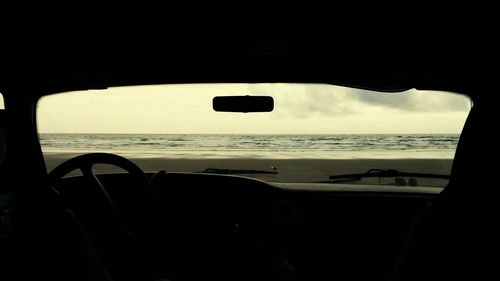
[56, 171, 440, 280]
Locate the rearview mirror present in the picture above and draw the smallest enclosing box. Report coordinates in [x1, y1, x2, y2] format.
[213, 96, 274, 113]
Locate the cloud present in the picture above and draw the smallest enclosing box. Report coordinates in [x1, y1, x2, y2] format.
[247, 83, 358, 119]
[247, 84, 471, 118]
[351, 89, 471, 112]
[37, 83, 471, 134]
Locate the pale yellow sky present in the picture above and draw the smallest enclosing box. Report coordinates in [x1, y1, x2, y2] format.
[36, 83, 471, 134]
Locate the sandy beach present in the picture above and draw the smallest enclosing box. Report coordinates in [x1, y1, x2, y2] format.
[44, 152, 453, 186]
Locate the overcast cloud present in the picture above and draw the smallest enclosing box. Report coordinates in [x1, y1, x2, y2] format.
[37, 83, 471, 134]
[352, 89, 471, 112]
[247, 83, 471, 118]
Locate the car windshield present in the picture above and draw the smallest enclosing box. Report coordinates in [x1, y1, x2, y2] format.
[37, 83, 471, 186]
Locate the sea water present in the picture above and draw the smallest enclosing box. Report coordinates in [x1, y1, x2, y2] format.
[39, 134, 459, 159]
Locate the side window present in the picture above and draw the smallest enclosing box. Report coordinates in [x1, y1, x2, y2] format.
[0, 93, 5, 168]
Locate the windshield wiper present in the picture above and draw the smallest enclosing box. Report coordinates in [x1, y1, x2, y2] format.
[327, 169, 449, 184]
[197, 168, 278, 175]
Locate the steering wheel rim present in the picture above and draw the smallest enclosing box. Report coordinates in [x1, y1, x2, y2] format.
[48, 152, 153, 234]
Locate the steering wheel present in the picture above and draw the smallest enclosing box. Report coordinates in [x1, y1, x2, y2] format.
[48, 153, 153, 235]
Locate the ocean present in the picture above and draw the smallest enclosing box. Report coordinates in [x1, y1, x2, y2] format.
[39, 134, 460, 159]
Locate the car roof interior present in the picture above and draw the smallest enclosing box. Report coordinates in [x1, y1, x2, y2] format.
[0, 4, 496, 97]
[1, 3, 499, 281]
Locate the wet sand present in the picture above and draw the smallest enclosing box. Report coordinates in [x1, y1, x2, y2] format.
[44, 152, 453, 186]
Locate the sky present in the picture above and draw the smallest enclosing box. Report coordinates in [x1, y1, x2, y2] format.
[36, 83, 471, 134]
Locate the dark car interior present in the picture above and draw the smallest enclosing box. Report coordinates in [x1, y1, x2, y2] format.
[1, 4, 498, 281]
